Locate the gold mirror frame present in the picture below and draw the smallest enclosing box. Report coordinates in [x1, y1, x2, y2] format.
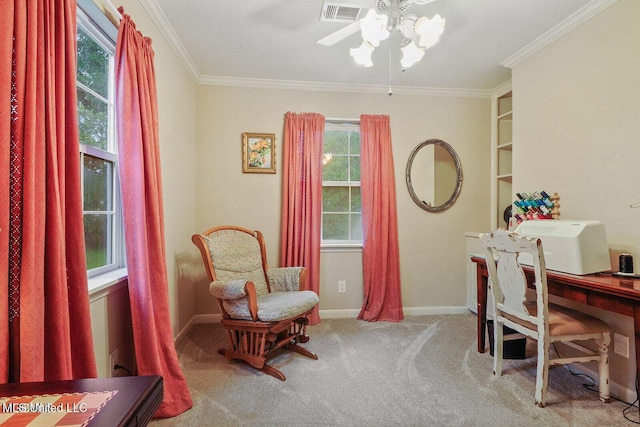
[405, 139, 463, 212]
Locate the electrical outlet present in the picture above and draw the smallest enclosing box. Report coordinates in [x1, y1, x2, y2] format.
[338, 280, 346, 293]
[109, 349, 119, 377]
[613, 332, 629, 358]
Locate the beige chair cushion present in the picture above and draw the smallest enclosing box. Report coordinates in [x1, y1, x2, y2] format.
[205, 232, 269, 297]
[257, 291, 319, 322]
[215, 289, 318, 322]
[267, 267, 304, 292]
[508, 301, 611, 336]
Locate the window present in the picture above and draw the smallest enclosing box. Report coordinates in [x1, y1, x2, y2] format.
[322, 121, 362, 245]
[77, 1, 123, 278]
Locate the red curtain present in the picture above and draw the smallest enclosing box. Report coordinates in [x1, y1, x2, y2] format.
[358, 115, 404, 322]
[115, 8, 192, 418]
[0, 0, 97, 382]
[280, 112, 325, 325]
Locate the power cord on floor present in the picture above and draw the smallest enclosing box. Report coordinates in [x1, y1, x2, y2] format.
[552, 343, 639, 424]
[622, 378, 640, 425]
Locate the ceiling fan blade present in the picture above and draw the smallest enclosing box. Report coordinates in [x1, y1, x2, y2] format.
[317, 20, 361, 46]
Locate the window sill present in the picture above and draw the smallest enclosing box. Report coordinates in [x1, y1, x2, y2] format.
[88, 268, 128, 301]
[321, 243, 363, 253]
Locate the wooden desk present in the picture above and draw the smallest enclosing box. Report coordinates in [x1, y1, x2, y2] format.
[472, 256, 640, 381]
[0, 375, 163, 426]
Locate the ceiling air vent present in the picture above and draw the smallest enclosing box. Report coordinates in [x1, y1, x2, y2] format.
[320, 2, 365, 23]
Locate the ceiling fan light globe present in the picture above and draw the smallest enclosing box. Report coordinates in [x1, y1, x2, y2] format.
[360, 9, 390, 47]
[415, 15, 445, 48]
[400, 40, 425, 68]
[350, 41, 375, 67]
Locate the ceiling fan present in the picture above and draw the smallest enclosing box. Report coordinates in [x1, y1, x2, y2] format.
[317, 0, 436, 46]
[317, 0, 445, 68]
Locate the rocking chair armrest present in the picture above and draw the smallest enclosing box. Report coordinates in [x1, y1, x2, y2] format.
[244, 282, 259, 321]
[209, 280, 260, 321]
[209, 280, 249, 300]
[267, 267, 307, 292]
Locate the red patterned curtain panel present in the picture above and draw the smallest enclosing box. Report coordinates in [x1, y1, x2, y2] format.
[0, 0, 97, 382]
[358, 115, 404, 322]
[280, 112, 325, 325]
[115, 8, 192, 418]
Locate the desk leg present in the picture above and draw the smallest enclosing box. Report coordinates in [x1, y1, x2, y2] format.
[634, 303, 640, 385]
[476, 264, 488, 353]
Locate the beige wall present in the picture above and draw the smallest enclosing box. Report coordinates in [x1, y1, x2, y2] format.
[86, 0, 639, 403]
[193, 86, 491, 316]
[512, 0, 640, 401]
[89, 0, 198, 377]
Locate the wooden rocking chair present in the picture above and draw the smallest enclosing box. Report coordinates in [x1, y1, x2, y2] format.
[192, 225, 319, 380]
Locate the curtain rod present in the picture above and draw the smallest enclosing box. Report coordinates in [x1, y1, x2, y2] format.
[326, 117, 360, 122]
[92, 0, 121, 26]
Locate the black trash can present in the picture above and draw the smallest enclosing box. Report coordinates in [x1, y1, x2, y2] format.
[487, 320, 527, 359]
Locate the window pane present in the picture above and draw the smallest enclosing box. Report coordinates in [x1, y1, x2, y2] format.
[351, 214, 362, 240]
[350, 155, 360, 181]
[83, 155, 113, 211]
[350, 131, 360, 153]
[323, 214, 349, 240]
[324, 131, 348, 154]
[322, 121, 362, 244]
[323, 187, 349, 212]
[323, 155, 348, 181]
[84, 214, 112, 270]
[78, 2, 120, 277]
[351, 187, 361, 212]
[77, 27, 109, 98]
[78, 88, 109, 150]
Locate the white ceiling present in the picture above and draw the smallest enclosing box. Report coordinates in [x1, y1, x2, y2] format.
[149, 0, 604, 94]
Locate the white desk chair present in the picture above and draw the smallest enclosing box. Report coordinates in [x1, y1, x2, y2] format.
[479, 229, 611, 407]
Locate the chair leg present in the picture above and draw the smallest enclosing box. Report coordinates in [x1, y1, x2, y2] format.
[220, 347, 286, 381]
[597, 332, 611, 403]
[221, 348, 267, 370]
[286, 316, 316, 358]
[535, 336, 550, 408]
[493, 321, 504, 377]
[217, 316, 318, 380]
[286, 342, 318, 360]
[260, 364, 286, 381]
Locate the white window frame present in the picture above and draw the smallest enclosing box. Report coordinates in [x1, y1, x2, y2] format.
[321, 120, 362, 247]
[77, 0, 126, 288]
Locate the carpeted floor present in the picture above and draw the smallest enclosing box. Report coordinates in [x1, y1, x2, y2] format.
[151, 314, 638, 426]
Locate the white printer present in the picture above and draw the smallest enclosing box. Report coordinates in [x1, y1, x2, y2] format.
[513, 220, 611, 275]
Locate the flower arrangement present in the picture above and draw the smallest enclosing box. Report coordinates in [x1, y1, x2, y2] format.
[248, 138, 271, 167]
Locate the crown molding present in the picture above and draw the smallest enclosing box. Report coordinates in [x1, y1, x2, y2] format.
[492, 80, 512, 97]
[139, 0, 200, 82]
[197, 75, 492, 98]
[501, 0, 619, 69]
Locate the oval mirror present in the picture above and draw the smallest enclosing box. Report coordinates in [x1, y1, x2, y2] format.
[405, 139, 463, 212]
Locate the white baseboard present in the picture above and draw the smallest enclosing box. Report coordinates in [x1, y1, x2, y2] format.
[403, 306, 469, 316]
[318, 306, 469, 319]
[176, 306, 470, 335]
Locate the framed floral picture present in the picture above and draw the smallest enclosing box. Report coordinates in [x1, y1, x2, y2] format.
[242, 132, 276, 173]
